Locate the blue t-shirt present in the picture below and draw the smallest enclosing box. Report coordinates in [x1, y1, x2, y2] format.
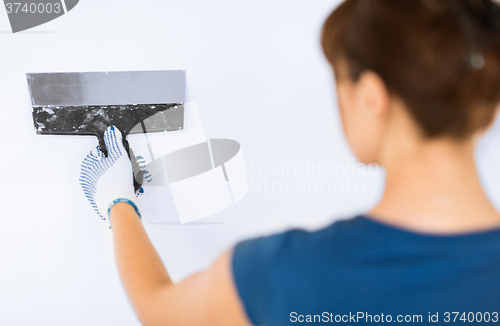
[232, 216, 500, 325]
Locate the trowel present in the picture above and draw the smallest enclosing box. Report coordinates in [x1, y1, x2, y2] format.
[26, 70, 186, 192]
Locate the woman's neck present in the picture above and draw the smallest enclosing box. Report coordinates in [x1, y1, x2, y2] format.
[370, 135, 500, 234]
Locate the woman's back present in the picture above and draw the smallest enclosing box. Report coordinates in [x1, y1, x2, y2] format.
[233, 216, 500, 325]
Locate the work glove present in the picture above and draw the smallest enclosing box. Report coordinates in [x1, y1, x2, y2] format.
[79, 125, 141, 225]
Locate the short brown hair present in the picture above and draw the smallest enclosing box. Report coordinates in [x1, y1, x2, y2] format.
[321, 0, 500, 139]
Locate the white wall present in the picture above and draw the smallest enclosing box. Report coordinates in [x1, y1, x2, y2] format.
[0, 1, 499, 325]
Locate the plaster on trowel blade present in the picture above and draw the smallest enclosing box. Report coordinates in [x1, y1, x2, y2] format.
[26, 70, 186, 192]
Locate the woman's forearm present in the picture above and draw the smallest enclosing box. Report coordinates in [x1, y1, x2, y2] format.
[109, 202, 172, 320]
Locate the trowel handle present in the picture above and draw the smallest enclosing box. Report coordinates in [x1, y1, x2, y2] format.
[97, 135, 144, 193]
[123, 139, 144, 193]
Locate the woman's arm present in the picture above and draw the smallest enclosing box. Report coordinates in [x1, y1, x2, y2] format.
[79, 126, 250, 325]
[110, 202, 252, 326]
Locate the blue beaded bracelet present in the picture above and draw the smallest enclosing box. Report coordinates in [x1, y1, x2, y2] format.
[108, 198, 141, 219]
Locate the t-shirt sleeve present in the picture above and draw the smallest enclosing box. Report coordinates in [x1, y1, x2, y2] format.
[231, 231, 297, 326]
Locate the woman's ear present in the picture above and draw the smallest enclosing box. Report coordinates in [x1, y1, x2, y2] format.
[356, 71, 390, 119]
[339, 70, 392, 164]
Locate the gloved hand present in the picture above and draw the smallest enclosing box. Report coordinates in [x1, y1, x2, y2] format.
[79, 125, 141, 225]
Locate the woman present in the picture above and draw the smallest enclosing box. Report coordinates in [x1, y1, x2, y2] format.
[79, 0, 500, 325]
